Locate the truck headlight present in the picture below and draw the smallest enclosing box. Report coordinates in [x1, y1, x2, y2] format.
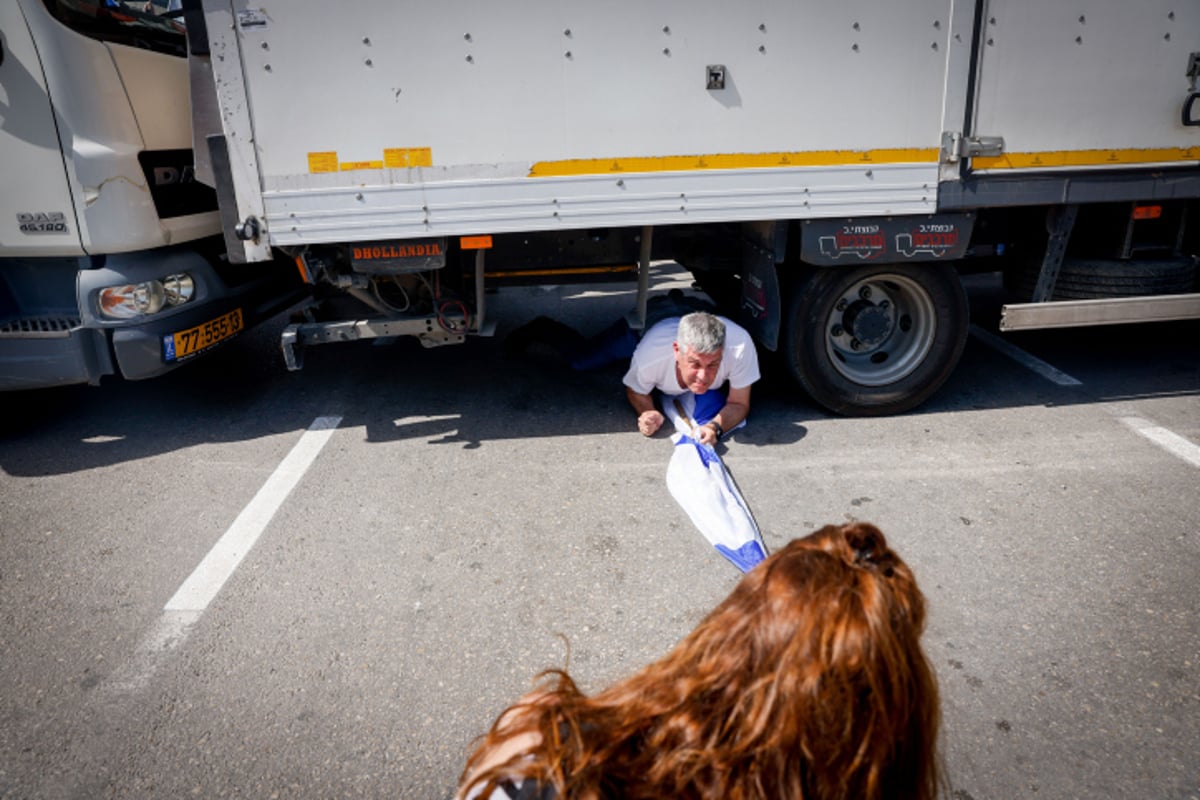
[98, 273, 196, 319]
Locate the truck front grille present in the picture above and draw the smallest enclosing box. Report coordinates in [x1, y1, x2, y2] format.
[0, 316, 82, 338]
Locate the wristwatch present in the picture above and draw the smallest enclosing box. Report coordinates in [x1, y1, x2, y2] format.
[707, 421, 724, 439]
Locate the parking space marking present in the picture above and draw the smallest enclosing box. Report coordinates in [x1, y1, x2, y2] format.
[967, 326, 1197, 468]
[969, 325, 1083, 387]
[165, 415, 341, 611]
[1119, 416, 1200, 468]
[109, 416, 341, 691]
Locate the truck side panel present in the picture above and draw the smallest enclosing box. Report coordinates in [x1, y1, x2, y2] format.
[206, 0, 959, 249]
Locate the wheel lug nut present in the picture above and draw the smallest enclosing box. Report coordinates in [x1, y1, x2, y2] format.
[859, 286, 872, 300]
[831, 325, 844, 337]
[835, 299, 848, 312]
[879, 300, 890, 310]
[850, 338, 862, 351]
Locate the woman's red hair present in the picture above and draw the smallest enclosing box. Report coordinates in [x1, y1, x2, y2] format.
[460, 522, 939, 799]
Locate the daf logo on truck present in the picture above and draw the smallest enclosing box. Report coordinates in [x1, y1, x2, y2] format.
[153, 165, 196, 186]
[17, 211, 69, 235]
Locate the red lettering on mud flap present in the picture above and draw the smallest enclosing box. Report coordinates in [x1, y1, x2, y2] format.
[742, 273, 767, 320]
[802, 215, 974, 265]
[895, 227, 959, 258]
[818, 231, 887, 261]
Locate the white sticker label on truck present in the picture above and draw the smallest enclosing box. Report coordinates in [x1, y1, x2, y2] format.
[236, 9, 268, 31]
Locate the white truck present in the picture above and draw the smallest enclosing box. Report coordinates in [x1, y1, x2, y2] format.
[4, 0, 1199, 414]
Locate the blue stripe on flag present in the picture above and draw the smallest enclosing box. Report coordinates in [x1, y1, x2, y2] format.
[716, 540, 768, 572]
[675, 436, 721, 469]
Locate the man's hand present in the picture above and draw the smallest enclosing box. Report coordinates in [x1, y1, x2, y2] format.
[693, 385, 750, 446]
[637, 410, 664, 437]
[627, 387, 663, 437]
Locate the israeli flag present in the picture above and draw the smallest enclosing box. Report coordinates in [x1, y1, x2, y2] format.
[664, 393, 768, 572]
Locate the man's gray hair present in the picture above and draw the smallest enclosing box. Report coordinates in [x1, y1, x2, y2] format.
[676, 312, 726, 355]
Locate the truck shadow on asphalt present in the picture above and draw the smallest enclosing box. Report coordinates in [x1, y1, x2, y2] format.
[933, 317, 1200, 414]
[0, 321, 810, 475]
[323, 334, 814, 452]
[0, 310, 1196, 477]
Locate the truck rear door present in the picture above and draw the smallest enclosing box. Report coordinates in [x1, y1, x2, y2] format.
[967, 0, 1200, 176]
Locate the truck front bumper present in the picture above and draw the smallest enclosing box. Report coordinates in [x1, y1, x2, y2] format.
[0, 242, 309, 391]
[0, 322, 113, 391]
[79, 244, 309, 383]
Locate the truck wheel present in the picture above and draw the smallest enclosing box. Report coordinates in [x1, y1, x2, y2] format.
[782, 263, 969, 416]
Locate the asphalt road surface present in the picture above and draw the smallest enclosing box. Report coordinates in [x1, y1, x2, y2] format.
[2, 266, 1198, 799]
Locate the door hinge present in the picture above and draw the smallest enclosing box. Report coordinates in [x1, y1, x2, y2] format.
[941, 132, 1005, 163]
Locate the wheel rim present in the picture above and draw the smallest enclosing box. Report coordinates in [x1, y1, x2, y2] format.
[822, 273, 937, 387]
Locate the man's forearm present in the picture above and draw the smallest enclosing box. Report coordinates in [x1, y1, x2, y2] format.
[709, 401, 749, 433]
[703, 385, 752, 441]
[626, 386, 657, 416]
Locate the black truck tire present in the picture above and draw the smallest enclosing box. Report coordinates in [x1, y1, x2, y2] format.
[782, 262, 969, 416]
[1011, 256, 1197, 300]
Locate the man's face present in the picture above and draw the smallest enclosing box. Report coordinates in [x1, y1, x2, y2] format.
[674, 343, 723, 394]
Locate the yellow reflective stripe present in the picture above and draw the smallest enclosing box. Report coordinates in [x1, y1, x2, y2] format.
[974, 147, 1200, 170]
[528, 148, 939, 177]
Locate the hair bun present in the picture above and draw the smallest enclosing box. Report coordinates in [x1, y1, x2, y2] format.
[841, 522, 890, 570]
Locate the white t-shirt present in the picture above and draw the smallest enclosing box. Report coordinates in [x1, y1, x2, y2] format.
[622, 316, 760, 397]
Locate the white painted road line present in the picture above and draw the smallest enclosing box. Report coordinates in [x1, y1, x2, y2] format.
[109, 416, 341, 692]
[969, 325, 1083, 386]
[1119, 416, 1200, 469]
[167, 415, 341, 611]
[966, 326, 1198, 468]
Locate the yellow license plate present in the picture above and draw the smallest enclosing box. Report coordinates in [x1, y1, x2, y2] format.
[165, 308, 244, 361]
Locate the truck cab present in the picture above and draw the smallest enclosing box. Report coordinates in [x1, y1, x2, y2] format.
[0, 0, 306, 390]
